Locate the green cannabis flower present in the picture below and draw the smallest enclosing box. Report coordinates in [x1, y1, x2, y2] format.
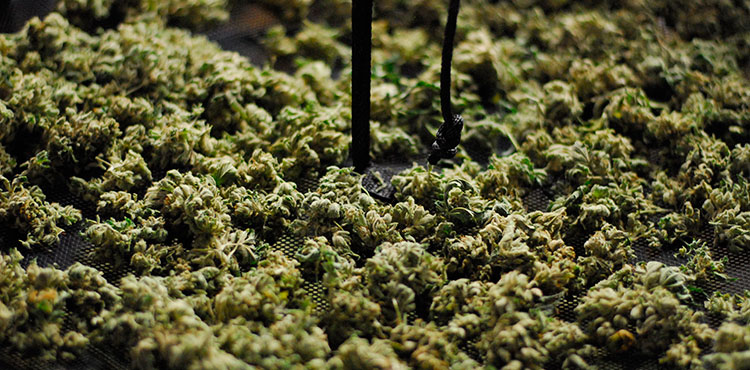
[0, 175, 81, 248]
[0, 0, 749, 367]
[0, 250, 120, 361]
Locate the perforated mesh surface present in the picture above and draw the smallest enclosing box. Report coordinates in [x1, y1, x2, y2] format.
[362, 161, 418, 202]
[359, 137, 515, 203]
[5, 159, 749, 369]
[0, 0, 57, 33]
[0, 183, 133, 370]
[2, 4, 750, 370]
[3, 166, 749, 370]
[0, 4, 280, 369]
[518, 186, 750, 369]
[204, 4, 277, 66]
[271, 229, 331, 317]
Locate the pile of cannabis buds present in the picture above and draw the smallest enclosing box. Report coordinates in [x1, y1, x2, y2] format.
[1, 0, 750, 368]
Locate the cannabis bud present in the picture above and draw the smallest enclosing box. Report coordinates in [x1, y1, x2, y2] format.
[428, 114, 464, 165]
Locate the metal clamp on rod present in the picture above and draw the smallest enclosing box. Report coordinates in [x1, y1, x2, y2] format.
[351, 0, 372, 173]
[428, 0, 463, 166]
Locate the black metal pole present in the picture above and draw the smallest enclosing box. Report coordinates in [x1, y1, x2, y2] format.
[440, 0, 460, 124]
[352, 0, 372, 173]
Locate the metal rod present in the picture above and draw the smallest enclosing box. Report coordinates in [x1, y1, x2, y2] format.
[351, 0, 372, 173]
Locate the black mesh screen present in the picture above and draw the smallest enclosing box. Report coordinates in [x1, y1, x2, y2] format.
[0, 0, 57, 33]
[0, 185, 133, 370]
[518, 187, 750, 369]
[362, 161, 417, 202]
[2, 3, 750, 370]
[2, 138, 748, 369]
[204, 4, 277, 66]
[2, 121, 746, 368]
